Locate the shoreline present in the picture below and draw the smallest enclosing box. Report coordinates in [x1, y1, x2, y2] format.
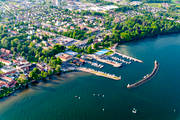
[0, 33, 179, 100]
[0, 71, 85, 100]
[117, 33, 180, 45]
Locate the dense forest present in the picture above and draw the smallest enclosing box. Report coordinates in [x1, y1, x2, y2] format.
[104, 15, 180, 44]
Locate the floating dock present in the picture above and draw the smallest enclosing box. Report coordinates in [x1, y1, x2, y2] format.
[111, 56, 131, 64]
[115, 52, 143, 63]
[77, 67, 121, 80]
[85, 60, 104, 68]
[127, 60, 159, 88]
[87, 55, 122, 67]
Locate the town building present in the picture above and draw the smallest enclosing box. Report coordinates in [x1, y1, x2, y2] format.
[55, 53, 72, 62]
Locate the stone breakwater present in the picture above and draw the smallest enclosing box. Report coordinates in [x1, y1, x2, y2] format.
[127, 60, 159, 88]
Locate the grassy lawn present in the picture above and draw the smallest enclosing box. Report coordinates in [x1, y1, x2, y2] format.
[0, 70, 4, 74]
[105, 51, 114, 55]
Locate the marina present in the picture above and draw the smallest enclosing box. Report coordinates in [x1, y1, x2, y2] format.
[127, 60, 159, 88]
[62, 48, 144, 81]
[61, 49, 143, 81]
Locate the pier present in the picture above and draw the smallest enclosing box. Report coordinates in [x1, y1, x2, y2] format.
[111, 56, 131, 64]
[115, 52, 143, 63]
[77, 67, 121, 80]
[61, 67, 76, 72]
[110, 44, 143, 63]
[127, 60, 159, 88]
[110, 43, 118, 51]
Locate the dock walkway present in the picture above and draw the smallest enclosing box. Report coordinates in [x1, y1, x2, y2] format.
[87, 55, 122, 67]
[77, 67, 121, 80]
[110, 44, 143, 63]
[115, 52, 143, 63]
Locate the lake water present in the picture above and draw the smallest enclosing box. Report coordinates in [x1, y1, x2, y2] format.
[0, 34, 180, 120]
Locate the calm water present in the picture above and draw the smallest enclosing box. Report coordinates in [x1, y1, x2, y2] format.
[0, 34, 180, 120]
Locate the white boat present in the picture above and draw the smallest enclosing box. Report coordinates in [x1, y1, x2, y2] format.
[132, 108, 137, 114]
